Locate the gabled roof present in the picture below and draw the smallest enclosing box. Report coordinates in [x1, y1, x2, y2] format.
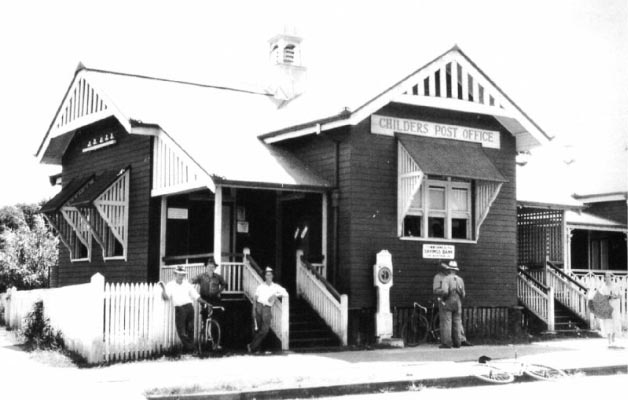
[37, 45, 550, 190]
[37, 67, 331, 190]
[260, 46, 551, 151]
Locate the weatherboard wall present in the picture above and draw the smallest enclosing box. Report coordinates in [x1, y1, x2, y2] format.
[343, 103, 518, 310]
[56, 118, 152, 286]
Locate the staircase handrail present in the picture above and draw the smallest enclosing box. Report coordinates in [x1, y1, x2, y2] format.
[545, 262, 589, 321]
[300, 255, 341, 302]
[518, 267, 550, 292]
[242, 248, 289, 350]
[517, 267, 555, 331]
[547, 260, 588, 293]
[244, 253, 265, 277]
[296, 250, 348, 346]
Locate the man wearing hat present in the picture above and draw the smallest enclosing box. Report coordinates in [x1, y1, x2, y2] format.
[433, 260, 470, 348]
[247, 266, 288, 353]
[192, 257, 227, 324]
[159, 266, 210, 352]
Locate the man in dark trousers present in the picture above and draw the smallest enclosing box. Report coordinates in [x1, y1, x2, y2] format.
[433, 260, 471, 348]
[247, 267, 288, 353]
[159, 266, 210, 352]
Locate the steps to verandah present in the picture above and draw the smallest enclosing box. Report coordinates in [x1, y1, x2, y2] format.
[289, 297, 341, 349]
[552, 300, 589, 333]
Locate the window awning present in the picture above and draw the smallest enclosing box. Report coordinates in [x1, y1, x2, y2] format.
[40, 131, 76, 165]
[39, 175, 94, 214]
[69, 168, 127, 208]
[397, 134, 507, 182]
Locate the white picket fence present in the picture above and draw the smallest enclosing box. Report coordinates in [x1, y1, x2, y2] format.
[572, 272, 628, 330]
[4, 275, 104, 362]
[3, 251, 291, 362]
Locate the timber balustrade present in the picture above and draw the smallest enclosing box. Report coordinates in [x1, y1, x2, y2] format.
[517, 267, 555, 332]
[545, 261, 588, 321]
[296, 249, 348, 345]
[242, 249, 289, 350]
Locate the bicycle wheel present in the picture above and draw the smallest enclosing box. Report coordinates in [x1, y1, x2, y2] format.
[208, 319, 221, 351]
[198, 321, 212, 357]
[402, 314, 429, 346]
[472, 363, 515, 384]
[524, 364, 566, 381]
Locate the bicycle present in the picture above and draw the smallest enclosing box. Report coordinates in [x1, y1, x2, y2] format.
[472, 355, 566, 384]
[401, 301, 440, 346]
[197, 303, 225, 356]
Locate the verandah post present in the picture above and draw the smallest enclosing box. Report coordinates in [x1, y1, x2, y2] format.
[88, 273, 105, 363]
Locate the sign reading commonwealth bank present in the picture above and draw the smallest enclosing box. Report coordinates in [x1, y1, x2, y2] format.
[371, 115, 500, 149]
[423, 244, 455, 259]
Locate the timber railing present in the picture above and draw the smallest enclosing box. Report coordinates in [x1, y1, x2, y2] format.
[545, 260, 589, 321]
[296, 249, 348, 345]
[160, 252, 245, 294]
[517, 266, 555, 332]
[571, 270, 628, 330]
[242, 249, 289, 350]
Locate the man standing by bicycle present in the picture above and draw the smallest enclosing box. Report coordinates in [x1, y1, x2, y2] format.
[192, 257, 227, 327]
[433, 260, 470, 348]
[159, 266, 210, 353]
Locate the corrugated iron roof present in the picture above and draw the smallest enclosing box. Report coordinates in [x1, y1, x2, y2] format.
[566, 210, 627, 230]
[82, 70, 331, 189]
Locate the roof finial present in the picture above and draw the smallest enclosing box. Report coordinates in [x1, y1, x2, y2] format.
[75, 62, 86, 73]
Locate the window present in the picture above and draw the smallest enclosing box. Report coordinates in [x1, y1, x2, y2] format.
[403, 178, 472, 240]
[60, 207, 92, 262]
[397, 140, 504, 242]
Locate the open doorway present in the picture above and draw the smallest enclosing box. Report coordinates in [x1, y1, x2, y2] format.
[279, 193, 322, 294]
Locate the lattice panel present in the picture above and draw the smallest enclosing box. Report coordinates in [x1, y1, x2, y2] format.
[517, 207, 563, 266]
[93, 170, 129, 252]
[398, 143, 424, 234]
[474, 180, 503, 240]
[53, 77, 109, 132]
[402, 57, 505, 109]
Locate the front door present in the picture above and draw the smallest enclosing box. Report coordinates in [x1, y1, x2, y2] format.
[280, 194, 322, 294]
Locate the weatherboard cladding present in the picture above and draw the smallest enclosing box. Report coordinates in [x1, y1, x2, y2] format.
[56, 118, 152, 286]
[343, 104, 517, 309]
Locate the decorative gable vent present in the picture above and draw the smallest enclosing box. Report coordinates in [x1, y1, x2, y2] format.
[401, 57, 505, 109]
[52, 76, 112, 136]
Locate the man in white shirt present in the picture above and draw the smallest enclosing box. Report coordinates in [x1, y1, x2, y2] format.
[159, 266, 209, 352]
[247, 267, 288, 353]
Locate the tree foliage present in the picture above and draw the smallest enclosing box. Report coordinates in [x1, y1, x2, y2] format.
[0, 204, 58, 292]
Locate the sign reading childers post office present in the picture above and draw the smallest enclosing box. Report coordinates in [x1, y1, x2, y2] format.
[371, 115, 500, 149]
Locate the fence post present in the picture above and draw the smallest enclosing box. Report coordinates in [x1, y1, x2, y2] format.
[547, 286, 555, 332]
[88, 273, 105, 364]
[340, 294, 348, 346]
[7, 287, 17, 329]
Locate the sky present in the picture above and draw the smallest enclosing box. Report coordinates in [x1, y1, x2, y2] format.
[0, 0, 626, 206]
